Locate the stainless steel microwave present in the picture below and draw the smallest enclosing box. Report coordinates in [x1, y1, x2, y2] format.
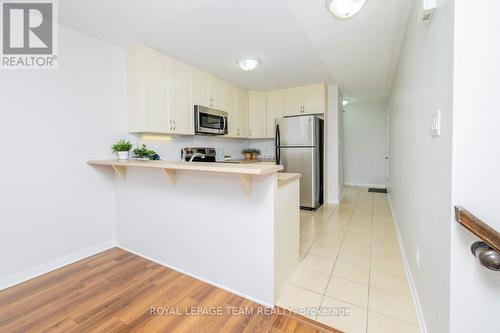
[194, 105, 228, 135]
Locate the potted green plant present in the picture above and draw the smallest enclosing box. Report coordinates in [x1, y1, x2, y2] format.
[251, 149, 261, 160]
[133, 144, 160, 160]
[112, 140, 133, 160]
[241, 148, 261, 160]
[241, 148, 254, 160]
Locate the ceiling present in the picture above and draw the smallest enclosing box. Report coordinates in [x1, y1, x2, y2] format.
[58, 0, 412, 102]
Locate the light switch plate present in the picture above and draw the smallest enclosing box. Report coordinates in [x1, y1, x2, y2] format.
[431, 110, 441, 137]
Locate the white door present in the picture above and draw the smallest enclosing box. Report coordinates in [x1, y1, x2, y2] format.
[209, 78, 224, 109]
[248, 91, 267, 138]
[267, 90, 283, 138]
[223, 84, 237, 137]
[283, 87, 302, 116]
[168, 62, 193, 134]
[236, 89, 248, 138]
[191, 70, 210, 108]
[302, 84, 325, 114]
[145, 55, 169, 133]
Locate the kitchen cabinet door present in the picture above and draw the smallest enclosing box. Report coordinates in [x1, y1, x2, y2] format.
[223, 83, 236, 113]
[283, 87, 303, 116]
[302, 83, 325, 114]
[223, 83, 237, 137]
[168, 61, 193, 134]
[236, 89, 248, 138]
[266, 90, 283, 138]
[145, 54, 170, 133]
[209, 78, 224, 109]
[248, 91, 267, 138]
[191, 70, 210, 108]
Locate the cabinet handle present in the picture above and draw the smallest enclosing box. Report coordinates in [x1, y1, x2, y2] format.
[169, 120, 172, 130]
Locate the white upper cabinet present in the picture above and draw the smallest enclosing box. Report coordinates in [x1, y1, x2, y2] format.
[248, 91, 267, 138]
[191, 69, 210, 108]
[283, 87, 303, 116]
[168, 61, 193, 134]
[266, 90, 284, 138]
[128, 46, 193, 134]
[302, 83, 326, 114]
[222, 83, 236, 113]
[128, 46, 325, 138]
[229, 88, 248, 138]
[282, 84, 325, 116]
[209, 78, 224, 110]
[191, 70, 225, 110]
[144, 54, 169, 133]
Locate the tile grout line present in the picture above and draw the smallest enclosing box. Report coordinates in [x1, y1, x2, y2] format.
[315, 188, 359, 322]
[365, 192, 374, 333]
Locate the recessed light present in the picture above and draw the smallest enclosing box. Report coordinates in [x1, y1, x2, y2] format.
[326, 0, 367, 19]
[238, 56, 260, 71]
[343, 99, 350, 106]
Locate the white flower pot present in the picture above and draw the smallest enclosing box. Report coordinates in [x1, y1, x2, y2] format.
[117, 151, 129, 160]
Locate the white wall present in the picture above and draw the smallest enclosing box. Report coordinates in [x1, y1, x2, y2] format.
[387, 0, 454, 332]
[343, 101, 387, 187]
[326, 84, 343, 203]
[0, 26, 128, 288]
[450, 1, 500, 332]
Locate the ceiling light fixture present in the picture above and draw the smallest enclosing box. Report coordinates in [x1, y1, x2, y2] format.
[238, 56, 260, 72]
[326, 0, 367, 19]
[343, 99, 350, 106]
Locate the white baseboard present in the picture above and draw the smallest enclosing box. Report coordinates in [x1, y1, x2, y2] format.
[388, 197, 428, 333]
[117, 244, 274, 308]
[344, 182, 387, 188]
[0, 239, 117, 291]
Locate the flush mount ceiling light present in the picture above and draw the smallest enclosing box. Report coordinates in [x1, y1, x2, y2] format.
[238, 56, 260, 71]
[326, 0, 367, 19]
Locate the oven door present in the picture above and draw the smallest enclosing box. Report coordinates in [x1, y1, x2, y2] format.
[195, 106, 228, 135]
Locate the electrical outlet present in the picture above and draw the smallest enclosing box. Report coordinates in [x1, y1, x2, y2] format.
[416, 246, 420, 268]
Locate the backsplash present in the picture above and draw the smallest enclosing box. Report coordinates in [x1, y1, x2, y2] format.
[132, 135, 274, 161]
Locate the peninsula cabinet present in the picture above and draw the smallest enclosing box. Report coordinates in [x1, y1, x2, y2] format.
[127, 46, 193, 135]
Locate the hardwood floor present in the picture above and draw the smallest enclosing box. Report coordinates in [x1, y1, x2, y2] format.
[0, 248, 341, 333]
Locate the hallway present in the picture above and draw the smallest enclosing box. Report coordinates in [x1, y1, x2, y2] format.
[277, 187, 419, 333]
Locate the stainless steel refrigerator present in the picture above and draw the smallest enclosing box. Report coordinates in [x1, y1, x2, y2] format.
[276, 115, 324, 210]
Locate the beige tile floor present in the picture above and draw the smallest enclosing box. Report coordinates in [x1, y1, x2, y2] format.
[277, 186, 420, 333]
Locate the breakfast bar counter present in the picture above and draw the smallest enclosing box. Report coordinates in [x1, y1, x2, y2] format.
[88, 159, 300, 306]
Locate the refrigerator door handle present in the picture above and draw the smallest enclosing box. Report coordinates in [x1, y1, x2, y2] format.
[275, 124, 280, 165]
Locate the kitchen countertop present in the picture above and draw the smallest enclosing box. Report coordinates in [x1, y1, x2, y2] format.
[87, 159, 283, 176]
[277, 173, 301, 187]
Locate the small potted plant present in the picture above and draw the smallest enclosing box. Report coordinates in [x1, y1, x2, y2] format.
[242, 148, 254, 160]
[112, 139, 133, 160]
[133, 144, 160, 160]
[251, 149, 261, 160]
